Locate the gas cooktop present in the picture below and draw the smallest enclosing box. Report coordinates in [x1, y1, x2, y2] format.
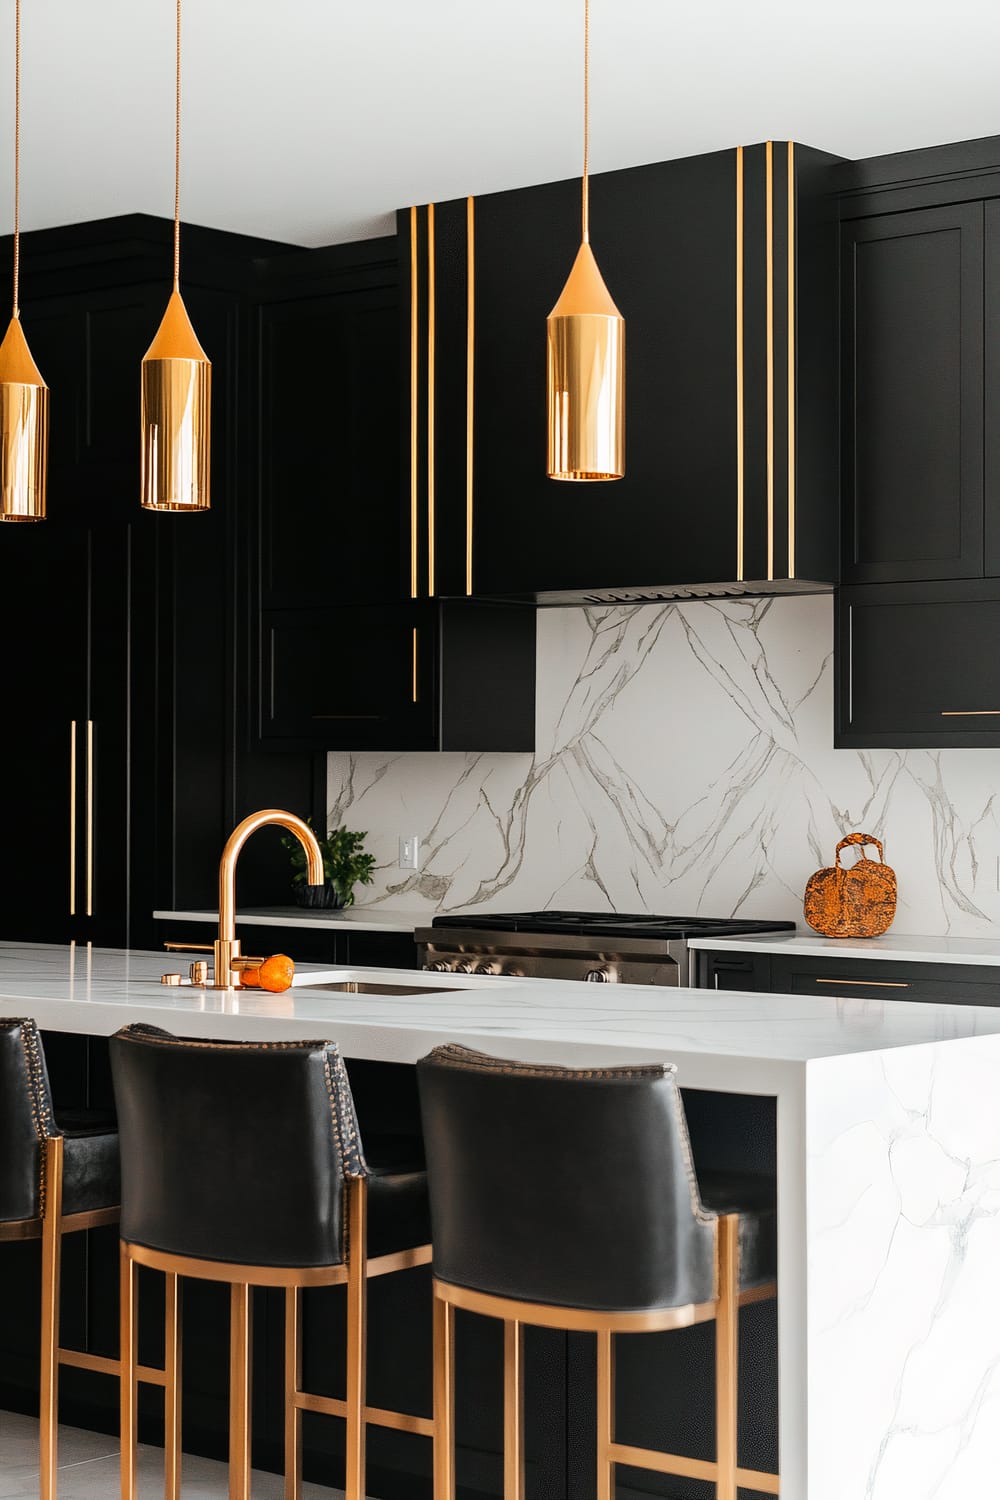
[431, 911, 795, 940]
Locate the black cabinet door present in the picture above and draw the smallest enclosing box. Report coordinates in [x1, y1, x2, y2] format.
[254, 252, 404, 610]
[836, 580, 1000, 747]
[984, 200, 1000, 578]
[842, 204, 985, 585]
[769, 954, 1000, 1006]
[694, 951, 772, 991]
[258, 602, 436, 750]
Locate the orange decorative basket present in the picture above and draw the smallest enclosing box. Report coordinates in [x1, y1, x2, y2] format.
[803, 834, 897, 939]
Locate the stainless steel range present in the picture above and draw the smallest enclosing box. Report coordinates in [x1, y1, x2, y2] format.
[415, 911, 795, 988]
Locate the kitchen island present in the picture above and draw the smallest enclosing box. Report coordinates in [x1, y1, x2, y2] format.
[2, 942, 999, 1500]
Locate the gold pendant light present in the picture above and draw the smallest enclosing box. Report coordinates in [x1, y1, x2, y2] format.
[0, 0, 48, 523]
[141, 0, 210, 512]
[547, 0, 624, 481]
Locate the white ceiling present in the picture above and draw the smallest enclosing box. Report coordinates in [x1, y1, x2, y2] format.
[3, 0, 1000, 250]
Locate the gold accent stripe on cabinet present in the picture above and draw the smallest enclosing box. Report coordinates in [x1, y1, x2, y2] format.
[466, 196, 475, 596]
[735, 146, 744, 582]
[85, 719, 93, 917]
[773, 141, 779, 582]
[787, 140, 796, 579]
[409, 206, 419, 598]
[427, 202, 436, 597]
[69, 720, 77, 916]
[412, 628, 419, 703]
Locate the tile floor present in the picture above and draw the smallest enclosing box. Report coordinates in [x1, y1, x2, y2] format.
[0, 1412, 345, 1498]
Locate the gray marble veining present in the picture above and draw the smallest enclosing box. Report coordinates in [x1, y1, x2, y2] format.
[328, 596, 1000, 936]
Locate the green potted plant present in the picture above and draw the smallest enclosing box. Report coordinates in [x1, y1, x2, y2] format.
[281, 821, 377, 910]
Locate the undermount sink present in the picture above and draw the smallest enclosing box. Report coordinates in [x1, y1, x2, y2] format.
[298, 978, 461, 997]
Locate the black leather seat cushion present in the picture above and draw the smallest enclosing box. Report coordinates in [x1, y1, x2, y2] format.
[365, 1134, 429, 1259]
[56, 1108, 121, 1217]
[697, 1170, 776, 1289]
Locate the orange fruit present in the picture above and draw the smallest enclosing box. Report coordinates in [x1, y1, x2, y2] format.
[257, 954, 295, 993]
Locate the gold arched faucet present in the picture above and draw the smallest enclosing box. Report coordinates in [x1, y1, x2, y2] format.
[213, 809, 324, 989]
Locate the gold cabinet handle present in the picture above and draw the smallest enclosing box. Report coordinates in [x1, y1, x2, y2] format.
[814, 977, 910, 989]
[69, 720, 78, 916]
[941, 710, 1000, 717]
[412, 627, 419, 703]
[85, 720, 94, 917]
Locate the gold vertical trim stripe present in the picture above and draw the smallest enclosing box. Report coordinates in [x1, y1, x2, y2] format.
[426, 203, 436, 597]
[69, 721, 77, 916]
[773, 141, 779, 579]
[466, 197, 475, 597]
[412, 628, 419, 704]
[85, 719, 93, 917]
[787, 141, 796, 579]
[735, 147, 744, 582]
[409, 206, 419, 599]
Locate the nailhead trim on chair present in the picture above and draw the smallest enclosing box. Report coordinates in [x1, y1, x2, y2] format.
[3, 1018, 58, 1217]
[424, 1044, 716, 1228]
[113, 1024, 369, 1182]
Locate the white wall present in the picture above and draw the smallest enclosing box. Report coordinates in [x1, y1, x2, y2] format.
[327, 596, 1000, 936]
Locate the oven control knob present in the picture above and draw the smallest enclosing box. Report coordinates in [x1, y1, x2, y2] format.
[474, 962, 500, 976]
[426, 961, 451, 972]
[585, 967, 612, 983]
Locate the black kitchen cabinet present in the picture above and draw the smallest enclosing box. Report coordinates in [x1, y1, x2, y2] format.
[405, 141, 841, 604]
[841, 204, 985, 585]
[258, 598, 535, 752]
[834, 136, 1000, 748]
[836, 580, 1000, 747]
[152, 918, 417, 971]
[251, 243, 536, 753]
[696, 947, 1000, 1006]
[0, 215, 328, 947]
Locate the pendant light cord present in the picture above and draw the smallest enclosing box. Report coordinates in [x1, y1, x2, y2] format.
[581, 0, 590, 243]
[173, 0, 181, 290]
[12, 0, 21, 318]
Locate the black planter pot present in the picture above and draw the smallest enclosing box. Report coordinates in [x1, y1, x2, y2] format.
[292, 881, 347, 910]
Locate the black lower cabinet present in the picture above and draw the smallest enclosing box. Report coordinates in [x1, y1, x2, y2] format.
[151, 920, 418, 970]
[697, 948, 1000, 1006]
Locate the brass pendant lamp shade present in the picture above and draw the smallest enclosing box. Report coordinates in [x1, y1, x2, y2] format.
[547, 0, 624, 481]
[141, 0, 211, 512]
[1, 0, 48, 522]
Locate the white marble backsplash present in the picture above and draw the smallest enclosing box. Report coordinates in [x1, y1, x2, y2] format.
[327, 596, 1000, 937]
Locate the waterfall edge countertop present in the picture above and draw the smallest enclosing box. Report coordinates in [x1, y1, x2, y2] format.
[1, 941, 999, 1500]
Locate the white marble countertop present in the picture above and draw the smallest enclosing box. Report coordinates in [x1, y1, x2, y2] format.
[152, 905, 428, 934]
[3, 943, 1000, 1092]
[688, 928, 1000, 966]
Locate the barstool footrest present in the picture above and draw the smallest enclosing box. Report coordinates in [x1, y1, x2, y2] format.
[606, 1441, 780, 1495]
[291, 1389, 433, 1438]
[56, 1346, 167, 1388]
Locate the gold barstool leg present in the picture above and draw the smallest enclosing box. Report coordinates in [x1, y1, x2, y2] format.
[503, 1320, 525, 1500]
[433, 1292, 456, 1500]
[229, 1282, 253, 1500]
[164, 1272, 182, 1500]
[119, 1244, 138, 1500]
[39, 1137, 64, 1500]
[344, 1179, 368, 1500]
[716, 1215, 740, 1500]
[596, 1329, 614, 1500]
[284, 1286, 302, 1500]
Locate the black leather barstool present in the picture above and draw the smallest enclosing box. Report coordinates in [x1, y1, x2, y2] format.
[417, 1044, 780, 1500]
[110, 1023, 436, 1500]
[0, 1018, 121, 1500]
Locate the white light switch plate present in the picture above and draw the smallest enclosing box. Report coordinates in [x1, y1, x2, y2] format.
[398, 835, 420, 870]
